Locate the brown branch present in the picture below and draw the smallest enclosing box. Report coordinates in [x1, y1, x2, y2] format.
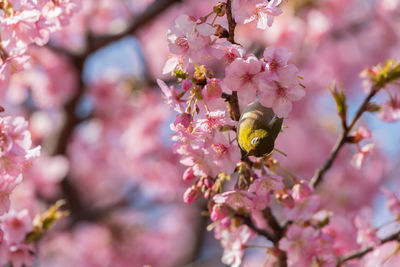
[240, 215, 277, 242]
[310, 85, 381, 187]
[337, 229, 400, 265]
[47, 0, 183, 59]
[85, 0, 183, 56]
[222, 92, 241, 121]
[263, 207, 284, 240]
[226, 0, 237, 44]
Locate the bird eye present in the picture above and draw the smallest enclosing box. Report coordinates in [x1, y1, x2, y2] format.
[251, 137, 259, 146]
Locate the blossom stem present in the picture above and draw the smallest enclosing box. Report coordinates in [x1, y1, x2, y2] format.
[311, 84, 381, 188]
[211, 13, 218, 25]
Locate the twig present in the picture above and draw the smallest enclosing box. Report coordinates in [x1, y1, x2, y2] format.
[310, 85, 380, 187]
[337, 229, 400, 265]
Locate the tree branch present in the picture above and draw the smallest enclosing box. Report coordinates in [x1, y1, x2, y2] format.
[226, 0, 237, 44]
[263, 207, 284, 240]
[85, 0, 183, 56]
[240, 215, 277, 242]
[310, 85, 380, 187]
[338, 229, 400, 265]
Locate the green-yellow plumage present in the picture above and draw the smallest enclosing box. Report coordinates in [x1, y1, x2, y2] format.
[237, 100, 283, 157]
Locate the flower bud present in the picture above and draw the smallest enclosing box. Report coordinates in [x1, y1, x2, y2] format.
[183, 186, 201, 204]
[221, 217, 231, 227]
[182, 167, 196, 181]
[182, 79, 192, 91]
[213, 2, 227, 16]
[204, 177, 213, 188]
[211, 204, 227, 221]
[174, 113, 192, 129]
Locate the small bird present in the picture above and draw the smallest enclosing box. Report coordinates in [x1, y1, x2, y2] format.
[237, 100, 283, 157]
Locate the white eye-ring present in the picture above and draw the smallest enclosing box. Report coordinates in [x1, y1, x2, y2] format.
[251, 137, 259, 146]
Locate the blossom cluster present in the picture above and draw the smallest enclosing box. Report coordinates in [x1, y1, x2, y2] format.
[0, 116, 40, 266]
[158, 2, 314, 265]
[0, 0, 79, 94]
[159, 1, 400, 267]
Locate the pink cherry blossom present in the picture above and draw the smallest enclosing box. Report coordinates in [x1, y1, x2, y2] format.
[283, 195, 322, 222]
[279, 225, 335, 267]
[263, 46, 292, 80]
[381, 187, 400, 217]
[0, 116, 41, 177]
[207, 131, 241, 175]
[215, 224, 253, 267]
[194, 110, 231, 135]
[214, 190, 255, 211]
[232, 0, 283, 29]
[203, 78, 223, 101]
[248, 174, 285, 196]
[351, 143, 374, 169]
[157, 79, 185, 113]
[291, 180, 313, 202]
[1, 209, 32, 244]
[0, 174, 22, 215]
[0, 10, 43, 54]
[258, 65, 305, 118]
[217, 43, 246, 65]
[354, 208, 380, 248]
[223, 55, 263, 106]
[351, 125, 372, 143]
[7, 243, 35, 267]
[378, 96, 400, 122]
[0, 55, 30, 96]
[167, 14, 219, 63]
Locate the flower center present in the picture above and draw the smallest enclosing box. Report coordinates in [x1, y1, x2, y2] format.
[175, 36, 189, 51]
[212, 144, 228, 155]
[242, 72, 254, 82]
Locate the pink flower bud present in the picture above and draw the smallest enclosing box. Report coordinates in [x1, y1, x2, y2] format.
[183, 186, 201, 204]
[221, 217, 231, 227]
[182, 79, 192, 91]
[211, 204, 227, 221]
[174, 113, 192, 128]
[204, 177, 213, 188]
[182, 167, 196, 181]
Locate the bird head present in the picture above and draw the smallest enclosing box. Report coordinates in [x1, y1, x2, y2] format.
[238, 126, 275, 157]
